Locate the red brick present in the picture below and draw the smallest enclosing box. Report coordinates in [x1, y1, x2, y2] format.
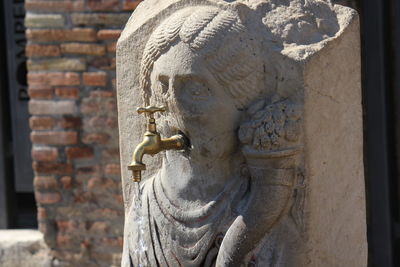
[59, 116, 82, 129]
[114, 194, 123, 204]
[87, 0, 119, 11]
[97, 29, 121, 40]
[104, 164, 120, 176]
[37, 207, 47, 220]
[89, 221, 108, 232]
[55, 87, 79, 99]
[56, 220, 83, 232]
[88, 116, 106, 128]
[102, 148, 119, 161]
[49, 72, 80, 86]
[25, 0, 84, 12]
[29, 116, 54, 130]
[60, 43, 106, 56]
[123, 0, 141, 10]
[89, 57, 115, 70]
[106, 99, 117, 112]
[83, 72, 107, 86]
[31, 131, 78, 145]
[90, 90, 114, 98]
[76, 165, 100, 176]
[65, 147, 94, 160]
[32, 147, 58, 161]
[56, 234, 73, 248]
[28, 73, 49, 87]
[34, 176, 58, 189]
[29, 72, 80, 87]
[95, 117, 115, 128]
[80, 100, 99, 114]
[88, 208, 120, 219]
[106, 42, 116, 53]
[38, 221, 48, 234]
[60, 176, 73, 189]
[26, 44, 61, 57]
[35, 191, 62, 204]
[26, 28, 97, 42]
[82, 133, 110, 144]
[102, 237, 123, 248]
[33, 162, 73, 174]
[28, 87, 54, 99]
[87, 177, 116, 190]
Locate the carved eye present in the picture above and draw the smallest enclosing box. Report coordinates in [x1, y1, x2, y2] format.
[158, 76, 169, 93]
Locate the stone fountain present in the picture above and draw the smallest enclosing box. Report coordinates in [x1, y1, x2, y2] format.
[117, 1, 366, 266]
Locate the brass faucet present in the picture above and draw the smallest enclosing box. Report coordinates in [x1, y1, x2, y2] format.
[128, 106, 187, 182]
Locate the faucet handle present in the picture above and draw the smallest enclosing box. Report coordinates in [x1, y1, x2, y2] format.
[137, 106, 166, 118]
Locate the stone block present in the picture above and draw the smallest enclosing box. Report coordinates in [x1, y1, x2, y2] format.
[25, 13, 64, 28]
[60, 43, 106, 56]
[27, 58, 86, 72]
[0, 230, 51, 267]
[71, 13, 130, 26]
[29, 100, 76, 115]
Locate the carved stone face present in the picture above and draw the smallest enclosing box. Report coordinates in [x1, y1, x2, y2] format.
[151, 42, 241, 160]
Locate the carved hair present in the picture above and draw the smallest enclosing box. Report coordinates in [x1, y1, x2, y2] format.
[140, 5, 263, 107]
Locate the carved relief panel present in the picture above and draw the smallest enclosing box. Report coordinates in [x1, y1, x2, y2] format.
[117, 1, 366, 266]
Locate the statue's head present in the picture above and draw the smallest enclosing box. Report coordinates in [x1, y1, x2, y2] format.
[139, 6, 264, 160]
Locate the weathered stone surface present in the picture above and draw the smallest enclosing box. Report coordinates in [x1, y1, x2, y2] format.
[117, 0, 366, 266]
[25, 13, 65, 28]
[0, 230, 51, 267]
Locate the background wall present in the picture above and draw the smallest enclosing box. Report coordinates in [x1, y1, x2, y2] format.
[25, 1, 140, 266]
[24, 0, 358, 266]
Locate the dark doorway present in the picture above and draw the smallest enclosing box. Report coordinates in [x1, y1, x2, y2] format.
[0, 0, 37, 229]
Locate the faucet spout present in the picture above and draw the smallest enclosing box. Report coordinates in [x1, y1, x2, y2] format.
[127, 106, 189, 182]
[128, 132, 187, 182]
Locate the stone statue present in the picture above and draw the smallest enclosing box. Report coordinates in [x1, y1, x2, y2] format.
[117, 1, 367, 266]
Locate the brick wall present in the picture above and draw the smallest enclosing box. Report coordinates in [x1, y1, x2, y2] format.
[25, 1, 141, 266]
